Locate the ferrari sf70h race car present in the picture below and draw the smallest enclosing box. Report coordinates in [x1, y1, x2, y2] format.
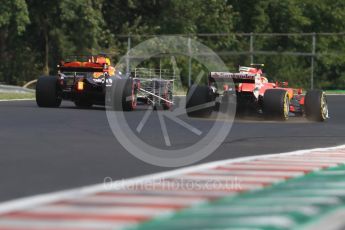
[186, 64, 329, 121]
[36, 55, 174, 110]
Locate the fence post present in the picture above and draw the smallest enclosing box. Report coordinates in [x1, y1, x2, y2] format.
[126, 36, 131, 75]
[311, 33, 316, 89]
[188, 37, 192, 87]
[250, 32, 254, 64]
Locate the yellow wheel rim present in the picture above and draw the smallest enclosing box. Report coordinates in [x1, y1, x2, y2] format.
[320, 93, 328, 120]
[283, 93, 289, 119]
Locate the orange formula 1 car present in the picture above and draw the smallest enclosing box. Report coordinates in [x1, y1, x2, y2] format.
[186, 64, 328, 121]
[36, 55, 117, 108]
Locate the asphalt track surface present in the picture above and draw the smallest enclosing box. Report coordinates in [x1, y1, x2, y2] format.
[0, 96, 344, 202]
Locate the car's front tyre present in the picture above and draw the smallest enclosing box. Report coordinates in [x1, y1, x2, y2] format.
[112, 78, 137, 111]
[305, 89, 328, 122]
[263, 89, 290, 120]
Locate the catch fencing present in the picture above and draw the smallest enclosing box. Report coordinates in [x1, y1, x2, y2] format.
[115, 33, 345, 89]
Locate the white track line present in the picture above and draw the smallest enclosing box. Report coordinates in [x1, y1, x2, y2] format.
[67, 195, 204, 206]
[0, 219, 132, 229]
[29, 205, 173, 216]
[0, 144, 345, 215]
[0, 98, 34, 102]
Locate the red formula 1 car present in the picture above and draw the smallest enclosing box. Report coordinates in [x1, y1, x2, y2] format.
[186, 64, 328, 121]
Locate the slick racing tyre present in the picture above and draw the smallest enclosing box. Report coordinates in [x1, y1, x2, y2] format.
[112, 78, 137, 111]
[186, 85, 215, 118]
[162, 82, 173, 110]
[263, 89, 290, 120]
[36, 76, 62, 107]
[305, 89, 328, 122]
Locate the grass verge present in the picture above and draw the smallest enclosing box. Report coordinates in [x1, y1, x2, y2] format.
[0, 92, 35, 100]
[325, 90, 345, 95]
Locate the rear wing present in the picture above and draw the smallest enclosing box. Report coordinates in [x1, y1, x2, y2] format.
[58, 55, 111, 73]
[58, 62, 105, 73]
[209, 72, 257, 83]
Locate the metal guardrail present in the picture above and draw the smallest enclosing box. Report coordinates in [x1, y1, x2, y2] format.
[0, 84, 35, 93]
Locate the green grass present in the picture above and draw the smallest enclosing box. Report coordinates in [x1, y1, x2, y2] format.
[0, 92, 35, 100]
[325, 90, 345, 94]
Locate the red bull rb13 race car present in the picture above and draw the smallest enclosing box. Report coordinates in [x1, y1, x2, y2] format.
[186, 64, 329, 121]
[36, 55, 175, 110]
[36, 55, 114, 108]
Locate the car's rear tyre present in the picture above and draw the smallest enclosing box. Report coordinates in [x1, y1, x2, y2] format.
[162, 82, 173, 110]
[36, 76, 61, 107]
[263, 89, 290, 120]
[186, 85, 214, 117]
[305, 89, 328, 122]
[112, 78, 137, 111]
